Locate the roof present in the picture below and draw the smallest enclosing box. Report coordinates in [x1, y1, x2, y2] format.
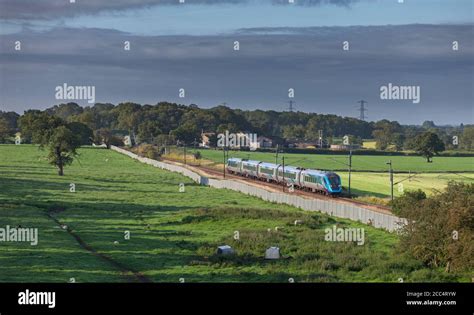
[241, 160, 261, 165]
[228, 157, 242, 162]
[280, 166, 300, 172]
[260, 162, 279, 168]
[302, 169, 331, 176]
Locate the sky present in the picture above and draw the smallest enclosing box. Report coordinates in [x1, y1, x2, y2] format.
[0, 0, 473, 125]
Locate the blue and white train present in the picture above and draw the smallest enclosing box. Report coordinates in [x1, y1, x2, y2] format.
[226, 158, 342, 195]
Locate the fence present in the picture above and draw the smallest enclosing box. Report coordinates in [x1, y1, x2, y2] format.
[111, 146, 406, 232]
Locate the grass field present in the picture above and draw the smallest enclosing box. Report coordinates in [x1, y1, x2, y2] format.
[0, 145, 470, 282]
[362, 141, 377, 149]
[183, 149, 474, 199]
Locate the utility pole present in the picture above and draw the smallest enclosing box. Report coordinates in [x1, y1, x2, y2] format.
[348, 150, 352, 196]
[184, 143, 187, 165]
[386, 160, 394, 201]
[282, 156, 285, 192]
[275, 144, 279, 164]
[357, 100, 368, 121]
[318, 130, 323, 148]
[223, 147, 227, 178]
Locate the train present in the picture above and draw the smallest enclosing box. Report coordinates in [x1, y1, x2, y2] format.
[226, 158, 342, 196]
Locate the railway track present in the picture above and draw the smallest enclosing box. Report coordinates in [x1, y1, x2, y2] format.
[161, 158, 393, 215]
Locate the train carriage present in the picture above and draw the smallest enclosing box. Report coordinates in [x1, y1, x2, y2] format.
[276, 165, 302, 186]
[257, 162, 279, 182]
[226, 158, 242, 174]
[241, 160, 261, 178]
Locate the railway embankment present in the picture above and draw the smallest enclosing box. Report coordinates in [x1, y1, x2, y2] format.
[110, 146, 407, 232]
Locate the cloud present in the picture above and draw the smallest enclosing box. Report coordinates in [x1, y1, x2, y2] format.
[271, 0, 359, 6]
[0, 24, 472, 124]
[0, 0, 361, 20]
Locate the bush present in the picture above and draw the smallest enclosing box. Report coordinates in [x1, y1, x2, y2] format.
[135, 144, 162, 159]
[390, 189, 426, 215]
[396, 182, 474, 272]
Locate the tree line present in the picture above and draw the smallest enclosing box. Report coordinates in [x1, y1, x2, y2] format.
[1, 102, 472, 149]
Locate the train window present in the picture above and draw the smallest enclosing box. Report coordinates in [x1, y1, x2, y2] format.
[244, 164, 257, 171]
[229, 161, 238, 167]
[327, 174, 340, 188]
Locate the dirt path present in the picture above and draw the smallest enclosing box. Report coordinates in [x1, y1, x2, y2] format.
[45, 212, 152, 283]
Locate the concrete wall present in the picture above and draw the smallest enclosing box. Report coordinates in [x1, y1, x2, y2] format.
[111, 146, 406, 232]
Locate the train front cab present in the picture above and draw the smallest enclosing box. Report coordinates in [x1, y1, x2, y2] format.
[324, 172, 342, 195]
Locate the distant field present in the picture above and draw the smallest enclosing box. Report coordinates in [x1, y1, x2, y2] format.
[0, 144, 469, 282]
[336, 172, 473, 198]
[362, 141, 376, 149]
[189, 149, 474, 173]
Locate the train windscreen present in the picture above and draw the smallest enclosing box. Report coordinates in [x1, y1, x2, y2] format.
[327, 174, 340, 189]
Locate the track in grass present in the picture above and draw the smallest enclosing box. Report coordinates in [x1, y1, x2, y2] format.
[45, 211, 151, 283]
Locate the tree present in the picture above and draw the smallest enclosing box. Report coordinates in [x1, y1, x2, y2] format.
[282, 124, 305, 141]
[391, 189, 427, 215]
[394, 183, 473, 272]
[413, 131, 445, 162]
[422, 120, 436, 129]
[137, 120, 162, 143]
[46, 102, 83, 120]
[47, 126, 81, 176]
[460, 126, 474, 150]
[66, 122, 93, 145]
[0, 117, 11, 142]
[19, 110, 63, 144]
[372, 120, 402, 150]
[392, 133, 405, 151]
[171, 123, 200, 144]
[19, 111, 82, 175]
[115, 102, 142, 144]
[94, 128, 122, 149]
[0, 111, 19, 142]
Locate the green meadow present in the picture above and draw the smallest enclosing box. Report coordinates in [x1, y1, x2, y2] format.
[0, 145, 470, 282]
